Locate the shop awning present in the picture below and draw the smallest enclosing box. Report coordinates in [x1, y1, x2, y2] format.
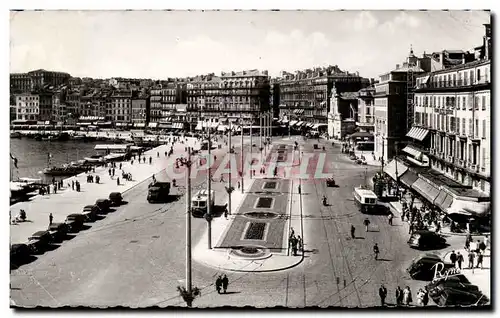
[296, 121, 304, 127]
[406, 127, 429, 141]
[148, 122, 158, 128]
[134, 123, 145, 128]
[434, 189, 455, 212]
[402, 145, 423, 159]
[350, 131, 373, 139]
[77, 122, 91, 126]
[97, 122, 112, 126]
[399, 169, 419, 188]
[412, 177, 440, 203]
[217, 125, 228, 131]
[383, 159, 408, 180]
[447, 199, 490, 216]
[172, 123, 184, 129]
[158, 123, 172, 129]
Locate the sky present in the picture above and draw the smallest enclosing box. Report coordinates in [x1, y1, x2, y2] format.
[9, 10, 491, 80]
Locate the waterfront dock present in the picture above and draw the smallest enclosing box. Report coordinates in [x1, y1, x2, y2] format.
[10, 137, 199, 245]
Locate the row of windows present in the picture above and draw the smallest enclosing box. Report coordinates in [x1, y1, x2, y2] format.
[420, 66, 490, 87]
[416, 94, 489, 110]
[415, 112, 488, 138]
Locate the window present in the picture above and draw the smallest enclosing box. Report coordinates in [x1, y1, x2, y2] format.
[470, 70, 474, 84]
[475, 96, 479, 110]
[482, 119, 486, 138]
[462, 97, 466, 110]
[482, 148, 486, 168]
[482, 96, 486, 110]
[469, 119, 473, 136]
[475, 119, 479, 138]
[462, 118, 465, 135]
[477, 69, 481, 82]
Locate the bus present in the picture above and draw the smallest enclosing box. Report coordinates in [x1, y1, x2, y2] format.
[353, 187, 378, 214]
[191, 189, 215, 217]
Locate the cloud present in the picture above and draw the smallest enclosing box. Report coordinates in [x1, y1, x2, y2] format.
[353, 11, 379, 31]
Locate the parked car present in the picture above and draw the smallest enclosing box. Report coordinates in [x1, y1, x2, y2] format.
[407, 253, 453, 281]
[82, 205, 102, 221]
[408, 230, 447, 249]
[47, 222, 69, 242]
[27, 230, 53, 253]
[427, 274, 479, 294]
[326, 178, 337, 187]
[95, 198, 111, 212]
[10, 243, 32, 266]
[65, 213, 87, 232]
[109, 192, 123, 206]
[429, 283, 489, 307]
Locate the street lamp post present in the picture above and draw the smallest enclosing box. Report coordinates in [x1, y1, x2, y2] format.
[206, 123, 213, 249]
[177, 148, 200, 307]
[240, 114, 244, 193]
[259, 114, 263, 164]
[250, 115, 253, 178]
[226, 121, 234, 215]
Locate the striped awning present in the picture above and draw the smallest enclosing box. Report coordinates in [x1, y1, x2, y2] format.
[400, 169, 419, 187]
[312, 123, 320, 129]
[434, 189, 455, 212]
[289, 120, 298, 126]
[412, 177, 440, 203]
[447, 199, 490, 216]
[402, 145, 423, 159]
[406, 127, 429, 141]
[296, 121, 304, 127]
[172, 123, 184, 129]
[383, 159, 408, 180]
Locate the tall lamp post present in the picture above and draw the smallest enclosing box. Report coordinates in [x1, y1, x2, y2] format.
[206, 120, 213, 249]
[240, 114, 244, 193]
[177, 148, 200, 307]
[226, 118, 234, 215]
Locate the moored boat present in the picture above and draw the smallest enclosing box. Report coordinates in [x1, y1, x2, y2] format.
[43, 164, 91, 176]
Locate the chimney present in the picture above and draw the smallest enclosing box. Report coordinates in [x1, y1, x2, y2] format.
[462, 53, 466, 64]
[396, 64, 400, 69]
[440, 52, 445, 65]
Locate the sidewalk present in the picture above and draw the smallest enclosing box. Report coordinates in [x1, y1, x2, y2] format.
[10, 137, 198, 245]
[193, 144, 304, 272]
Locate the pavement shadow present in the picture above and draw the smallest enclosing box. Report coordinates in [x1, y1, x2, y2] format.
[10, 255, 38, 270]
[376, 258, 392, 262]
[63, 234, 77, 241]
[107, 208, 117, 213]
[414, 243, 450, 251]
[211, 204, 229, 218]
[221, 291, 241, 295]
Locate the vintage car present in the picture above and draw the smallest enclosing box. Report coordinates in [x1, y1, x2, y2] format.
[326, 178, 337, 187]
[27, 230, 53, 254]
[407, 253, 453, 281]
[407, 230, 447, 249]
[82, 204, 102, 222]
[10, 243, 32, 267]
[95, 198, 112, 213]
[47, 222, 69, 242]
[109, 192, 123, 206]
[65, 213, 87, 232]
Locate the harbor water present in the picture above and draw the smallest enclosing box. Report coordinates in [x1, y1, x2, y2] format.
[10, 138, 103, 182]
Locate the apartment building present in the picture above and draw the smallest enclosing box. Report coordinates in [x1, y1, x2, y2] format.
[110, 90, 133, 126]
[15, 93, 39, 121]
[10, 69, 71, 93]
[356, 86, 376, 134]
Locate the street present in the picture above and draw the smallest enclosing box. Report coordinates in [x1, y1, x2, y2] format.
[10, 136, 463, 308]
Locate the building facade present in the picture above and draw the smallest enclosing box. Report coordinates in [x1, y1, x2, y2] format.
[10, 69, 71, 92]
[357, 86, 376, 133]
[110, 90, 133, 125]
[131, 93, 150, 125]
[329, 89, 359, 139]
[373, 50, 428, 163]
[15, 94, 39, 121]
[278, 66, 369, 127]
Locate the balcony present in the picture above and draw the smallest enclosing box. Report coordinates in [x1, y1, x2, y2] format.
[416, 78, 491, 92]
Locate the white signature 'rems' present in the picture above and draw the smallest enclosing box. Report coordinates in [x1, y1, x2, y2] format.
[432, 262, 461, 281]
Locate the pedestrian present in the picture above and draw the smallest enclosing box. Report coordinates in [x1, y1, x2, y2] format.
[149, 156, 152, 164]
[468, 251, 475, 269]
[388, 213, 393, 225]
[484, 235, 489, 250]
[96, 175, 100, 184]
[465, 234, 472, 251]
[157, 151, 159, 158]
[273, 167, 278, 177]
[350, 225, 356, 239]
[119, 163, 122, 170]
[49, 213, 53, 226]
[476, 251, 484, 269]
[363, 218, 370, 232]
[403, 286, 412, 306]
[457, 251, 464, 270]
[143, 157, 146, 163]
[416, 289, 425, 306]
[409, 223, 414, 235]
[117, 177, 120, 186]
[297, 235, 303, 251]
[395, 286, 403, 306]
[450, 250, 457, 267]
[237, 181, 240, 189]
[222, 274, 229, 294]
[112, 168, 115, 177]
[379, 284, 387, 306]
[215, 276, 222, 294]
[290, 227, 295, 238]
[108, 168, 112, 176]
[373, 243, 380, 260]
[422, 287, 429, 306]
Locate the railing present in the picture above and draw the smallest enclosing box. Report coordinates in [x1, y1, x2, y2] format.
[416, 77, 490, 90]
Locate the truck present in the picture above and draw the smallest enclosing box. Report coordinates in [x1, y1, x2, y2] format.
[191, 189, 215, 218]
[147, 181, 171, 203]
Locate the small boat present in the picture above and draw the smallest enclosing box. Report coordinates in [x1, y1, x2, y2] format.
[10, 132, 22, 139]
[10, 178, 42, 198]
[104, 153, 127, 162]
[43, 164, 91, 176]
[83, 155, 105, 164]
